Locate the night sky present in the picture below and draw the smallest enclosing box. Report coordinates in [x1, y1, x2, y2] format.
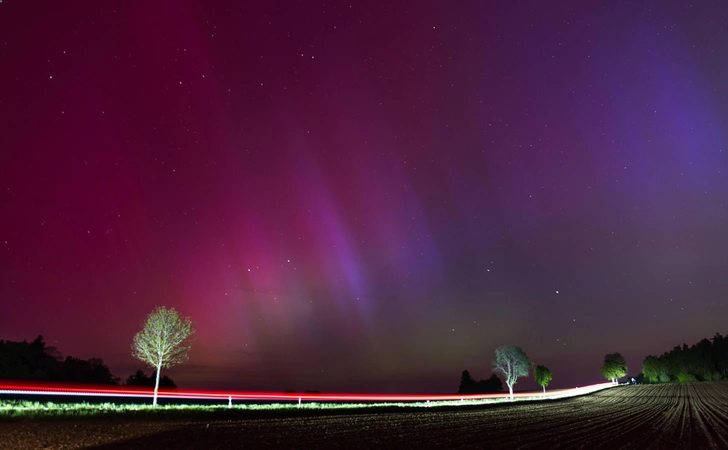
[2, 0, 728, 394]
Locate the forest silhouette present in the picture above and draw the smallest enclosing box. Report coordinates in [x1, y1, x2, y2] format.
[641, 333, 728, 383]
[0, 335, 175, 387]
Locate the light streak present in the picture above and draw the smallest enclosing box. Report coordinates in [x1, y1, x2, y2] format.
[0, 380, 615, 403]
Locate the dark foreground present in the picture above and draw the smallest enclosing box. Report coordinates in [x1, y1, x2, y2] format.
[1, 383, 728, 449]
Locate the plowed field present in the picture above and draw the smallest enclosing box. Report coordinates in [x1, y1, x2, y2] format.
[2, 383, 728, 449]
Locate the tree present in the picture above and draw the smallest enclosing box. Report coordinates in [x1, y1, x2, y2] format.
[476, 374, 503, 393]
[712, 333, 728, 379]
[457, 371, 503, 394]
[457, 370, 477, 394]
[125, 369, 177, 388]
[132, 306, 195, 406]
[0, 336, 118, 383]
[600, 353, 627, 384]
[642, 355, 662, 383]
[62, 356, 120, 385]
[533, 365, 553, 394]
[493, 345, 532, 400]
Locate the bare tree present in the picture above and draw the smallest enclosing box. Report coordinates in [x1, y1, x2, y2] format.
[132, 306, 195, 406]
[493, 345, 532, 400]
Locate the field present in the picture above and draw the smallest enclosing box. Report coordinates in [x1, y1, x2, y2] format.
[1, 383, 727, 449]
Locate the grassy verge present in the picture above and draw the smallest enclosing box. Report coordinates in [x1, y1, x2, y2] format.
[0, 398, 514, 421]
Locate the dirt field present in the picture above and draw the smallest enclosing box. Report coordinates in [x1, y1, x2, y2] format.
[1, 383, 728, 449]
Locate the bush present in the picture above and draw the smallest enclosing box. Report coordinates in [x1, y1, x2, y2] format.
[701, 371, 723, 382]
[677, 372, 698, 383]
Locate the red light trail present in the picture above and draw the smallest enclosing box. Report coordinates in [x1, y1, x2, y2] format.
[0, 380, 616, 403]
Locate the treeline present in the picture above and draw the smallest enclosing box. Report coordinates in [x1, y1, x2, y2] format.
[125, 369, 177, 388]
[0, 335, 175, 387]
[642, 333, 728, 383]
[457, 370, 503, 394]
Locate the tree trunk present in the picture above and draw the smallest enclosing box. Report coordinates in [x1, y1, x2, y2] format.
[153, 361, 162, 407]
[508, 384, 513, 400]
[542, 385, 546, 394]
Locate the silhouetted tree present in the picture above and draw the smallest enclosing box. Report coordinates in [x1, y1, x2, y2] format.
[125, 369, 177, 388]
[534, 365, 553, 394]
[713, 333, 728, 379]
[601, 353, 627, 384]
[0, 336, 40, 379]
[475, 374, 503, 393]
[493, 345, 532, 400]
[132, 306, 195, 406]
[458, 370, 503, 394]
[458, 370, 477, 394]
[62, 357, 120, 384]
[0, 336, 118, 384]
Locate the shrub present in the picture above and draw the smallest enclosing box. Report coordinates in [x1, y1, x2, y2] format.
[677, 372, 698, 383]
[701, 371, 723, 382]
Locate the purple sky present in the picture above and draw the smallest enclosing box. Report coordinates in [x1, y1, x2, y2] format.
[1, 0, 728, 393]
